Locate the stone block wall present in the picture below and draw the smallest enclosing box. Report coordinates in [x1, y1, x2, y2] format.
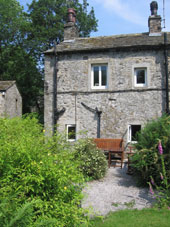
[44, 48, 168, 146]
[5, 84, 22, 118]
[0, 84, 22, 118]
[0, 93, 5, 117]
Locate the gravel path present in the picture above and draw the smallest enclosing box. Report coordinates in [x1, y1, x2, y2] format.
[82, 164, 155, 216]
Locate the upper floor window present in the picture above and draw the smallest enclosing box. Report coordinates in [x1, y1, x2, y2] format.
[91, 65, 108, 89]
[134, 68, 147, 87]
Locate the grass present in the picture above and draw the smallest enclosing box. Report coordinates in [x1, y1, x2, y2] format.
[83, 208, 170, 227]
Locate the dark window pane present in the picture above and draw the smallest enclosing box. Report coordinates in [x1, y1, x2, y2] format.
[131, 125, 141, 141]
[93, 66, 99, 86]
[101, 66, 107, 86]
[136, 69, 145, 84]
[68, 126, 76, 140]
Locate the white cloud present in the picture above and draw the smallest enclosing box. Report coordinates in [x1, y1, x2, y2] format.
[92, 0, 151, 26]
[93, 0, 170, 30]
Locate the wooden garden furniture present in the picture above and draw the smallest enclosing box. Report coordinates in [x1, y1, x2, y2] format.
[94, 138, 124, 168]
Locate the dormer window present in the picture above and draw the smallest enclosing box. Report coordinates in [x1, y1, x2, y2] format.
[91, 65, 108, 89]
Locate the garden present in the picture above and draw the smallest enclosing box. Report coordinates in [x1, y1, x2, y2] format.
[0, 114, 170, 226]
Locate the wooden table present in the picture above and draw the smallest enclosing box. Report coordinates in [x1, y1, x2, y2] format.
[108, 148, 124, 168]
[93, 138, 124, 168]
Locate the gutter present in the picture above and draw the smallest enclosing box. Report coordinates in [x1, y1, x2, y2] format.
[164, 32, 169, 114]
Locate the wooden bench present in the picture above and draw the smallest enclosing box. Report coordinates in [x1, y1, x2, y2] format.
[94, 138, 124, 168]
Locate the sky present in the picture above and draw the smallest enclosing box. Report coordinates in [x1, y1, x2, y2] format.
[18, 0, 170, 37]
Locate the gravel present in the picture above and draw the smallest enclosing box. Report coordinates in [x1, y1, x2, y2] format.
[82, 164, 155, 216]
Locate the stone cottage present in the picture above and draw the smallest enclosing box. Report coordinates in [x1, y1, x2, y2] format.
[0, 81, 22, 118]
[44, 1, 170, 146]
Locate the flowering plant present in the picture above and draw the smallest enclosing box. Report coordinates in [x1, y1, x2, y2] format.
[131, 115, 170, 186]
[149, 141, 170, 208]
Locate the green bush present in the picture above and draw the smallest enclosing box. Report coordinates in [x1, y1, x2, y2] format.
[0, 198, 63, 226]
[74, 138, 108, 180]
[0, 198, 35, 227]
[0, 116, 88, 226]
[131, 115, 170, 185]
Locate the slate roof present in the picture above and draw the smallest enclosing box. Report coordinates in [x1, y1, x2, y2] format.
[45, 32, 170, 54]
[0, 81, 16, 91]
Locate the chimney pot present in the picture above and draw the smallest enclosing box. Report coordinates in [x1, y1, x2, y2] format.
[150, 1, 158, 16]
[148, 1, 162, 35]
[64, 8, 79, 40]
[67, 8, 76, 23]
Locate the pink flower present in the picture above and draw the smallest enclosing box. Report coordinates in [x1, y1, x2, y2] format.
[158, 141, 163, 155]
[168, 207, 170, 210]
[160, 172, 164, 180]
[149, 183, 154, 195]
[151, 179, 155, 185]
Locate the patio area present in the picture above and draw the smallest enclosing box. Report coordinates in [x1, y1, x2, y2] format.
[82, 164, 155, 216]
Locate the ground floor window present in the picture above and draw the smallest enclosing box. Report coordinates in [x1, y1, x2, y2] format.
[128, 125, 141, 142]
[66, 124, 76, 141]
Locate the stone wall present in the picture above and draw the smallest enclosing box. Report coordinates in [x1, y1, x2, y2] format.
[44, 48, 168, 146]
[148, 16, 162, 34]
[0, 92, 5, 117]
[0, 84, 22, 118]
[44, 55, 55, 135]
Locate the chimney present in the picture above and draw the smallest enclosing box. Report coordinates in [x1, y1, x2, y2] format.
[148, 1, 162, 35]
[64, 8, 79, 41]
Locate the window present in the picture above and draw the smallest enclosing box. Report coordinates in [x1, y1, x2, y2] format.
[134, 68, 147, 87]
[91, 65, 108, 89]
[128, 125, 141, 142]
[66, 124, 76, 141]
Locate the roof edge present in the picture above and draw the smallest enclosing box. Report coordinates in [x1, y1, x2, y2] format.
[0, 81, 16, 91]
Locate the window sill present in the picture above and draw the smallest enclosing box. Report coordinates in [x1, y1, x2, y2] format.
[134, 84, 147, 88]
[67, 139, 76, 142]
[91, 86, 108, 90]
[128, 141, 137, 144]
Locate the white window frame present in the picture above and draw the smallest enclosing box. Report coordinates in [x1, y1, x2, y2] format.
[66, 124, 76, 142]
[91, 64, 108, 89]
[128, 124, 141, 143]
[134, 68, 147, 87]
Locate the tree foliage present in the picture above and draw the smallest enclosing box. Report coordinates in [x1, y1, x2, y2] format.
[0, 0, 98, 115]
[0, 0, 43, 114]
[0, 46, 43, 113]
[0, 0, 27, 47]
[27, 0, 98, 61]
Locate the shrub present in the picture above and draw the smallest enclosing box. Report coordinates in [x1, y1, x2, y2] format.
[0, 198, 35, 227]
[148, 141, 170, 208]
[0, 198, 63, 226]
[131, 114, 170, 185]
[74, 138, 108, 180]
[0, 116, 88, 226]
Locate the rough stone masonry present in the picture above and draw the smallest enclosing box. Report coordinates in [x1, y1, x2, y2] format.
[44, 1, 170, 148]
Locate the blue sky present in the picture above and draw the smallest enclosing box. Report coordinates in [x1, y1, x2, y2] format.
[18, 0, 170, 37]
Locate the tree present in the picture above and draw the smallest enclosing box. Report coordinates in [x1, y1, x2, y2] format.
[0, 0, 27, 48]
[0, 46, 43, 113]
[0, 0, 98, 117]
[0, 0, 43, 114]
[27, 0, 98, 62]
